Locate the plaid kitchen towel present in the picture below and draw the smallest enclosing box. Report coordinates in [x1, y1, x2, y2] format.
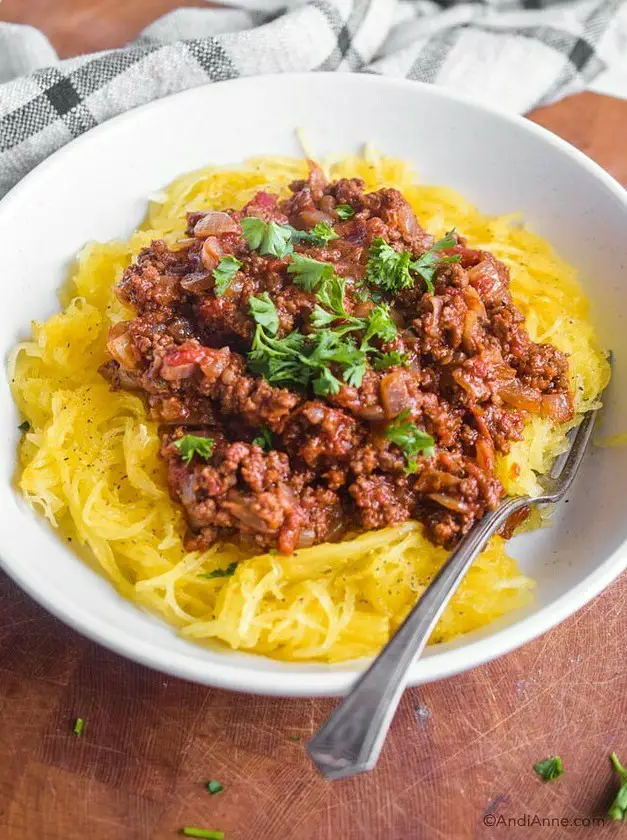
[1, 0, 626, 197]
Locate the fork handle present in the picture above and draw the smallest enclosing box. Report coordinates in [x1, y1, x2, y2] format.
[307, 495, 530, 780]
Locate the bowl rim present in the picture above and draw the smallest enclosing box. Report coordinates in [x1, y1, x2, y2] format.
[1, 71, 626, 696]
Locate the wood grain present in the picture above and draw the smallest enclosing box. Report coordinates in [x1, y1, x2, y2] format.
[2, 2, 627, 838]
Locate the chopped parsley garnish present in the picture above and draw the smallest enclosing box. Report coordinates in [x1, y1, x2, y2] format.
[241, 217, 293, 258]
[365, 230, 460, 294]
[366, 238, 413, 293]
[289, 222, 338, 247]
[241, 218, 338, 258]
[198, 562, 238, 580]
[309, 222, 339, 246]
[609, 753, 627, 820]
[362, 305, 397, 346]
[252, 426, 273, 450]
[410, 230, 460, 294]
[384, 410, 435, 473]
[73, 717, 85, 737]
[174, 434, 215, 465]
[181, 829, 224, 839]
[249, 292, 279, 335]
[336, 204, 355, 220]
[533, 756, 564, 782]
[249, 324, 364, 394]
[287, 253, 335, 292]
[372, 351, 408, 370]
[206, 780, 224, 795]
[289, 734, 301, 742]
[212, 256, 241, 296]
[18, 420, 30, 433]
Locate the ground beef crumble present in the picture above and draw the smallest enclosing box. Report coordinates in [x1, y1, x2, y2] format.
[100, 161, 574, 554]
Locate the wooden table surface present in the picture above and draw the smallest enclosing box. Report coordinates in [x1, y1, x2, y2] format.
[2, 3, 627, 838]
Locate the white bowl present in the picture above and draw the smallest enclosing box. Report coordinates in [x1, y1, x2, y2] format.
[1, 74, 626, 696]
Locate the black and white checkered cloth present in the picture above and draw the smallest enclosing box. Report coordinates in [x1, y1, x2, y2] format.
[1, 0, 626, 197]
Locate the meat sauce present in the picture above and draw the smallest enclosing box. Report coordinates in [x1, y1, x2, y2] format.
[100, 163, 574, 554]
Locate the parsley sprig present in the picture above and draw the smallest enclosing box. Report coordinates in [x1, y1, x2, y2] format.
[384, 410, 435, 473]
[249, 292, 279, 335]
[366, 230, 460, 294]
[213, 255, 242, 296]
[241, 217, 339, 259]
[372, 350, 407, 370]
[174, 434, 215, 465]
[241, 218, 293, 258]
[288, 253, 335, 292]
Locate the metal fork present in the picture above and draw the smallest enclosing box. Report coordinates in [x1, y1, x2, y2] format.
[307, 407, 599, 781]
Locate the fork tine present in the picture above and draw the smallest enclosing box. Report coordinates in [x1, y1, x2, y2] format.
[550, 409, 598, 497]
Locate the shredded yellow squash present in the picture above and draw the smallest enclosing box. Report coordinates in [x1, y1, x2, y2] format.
[9, 151, 610, 662]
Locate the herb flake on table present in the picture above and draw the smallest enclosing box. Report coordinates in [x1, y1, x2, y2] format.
[72, 717, 85, 737]
[206, 780, 224, 795]
[181, 828, 224, 839]
[533, 755, 564, 782]
[608, 752, 627, 820]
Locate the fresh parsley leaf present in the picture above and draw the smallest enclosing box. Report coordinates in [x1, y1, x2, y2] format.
[248, 325, 310, 390]
[18, 420, 30, 433]
[206, 780, 224, 796]
[366, 238, 413, 293]
[365, 231, 461, 295]
[249, 292, 279, 336]
[533, 756, 564, 782]
[241, 217, 293, 258]
[384, 410, 435, 473]
[249, 322, 367, 393]
[252, 426, 273, 450]
[287, 254, 334, 292]
[310, 305, 337, 328]
[73, 717, 85, 737]
[362, 305, 397, 346]
[432, 229, 458, 251]
[289, 222, 338, 247]
[313, 367, 342, 396]
[410, 229, 460, 293]
[262, 221, 293, 257]
[198, 562, 238, 580]
[174, 434, 215, 465]
[240, 216, 266, 250]
[315, 275, 351, 320]
[609, 753, 627, 820]
[181, 829, 224, 839]
[310, 222, 339, 246]
[212, 255, 241, 296]
[336, 204, 355, 220]
[372, 351, 408, 370]
[343, 359, 367, 388]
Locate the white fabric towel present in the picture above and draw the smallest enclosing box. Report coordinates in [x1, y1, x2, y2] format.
[1, 0, 626, 196]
